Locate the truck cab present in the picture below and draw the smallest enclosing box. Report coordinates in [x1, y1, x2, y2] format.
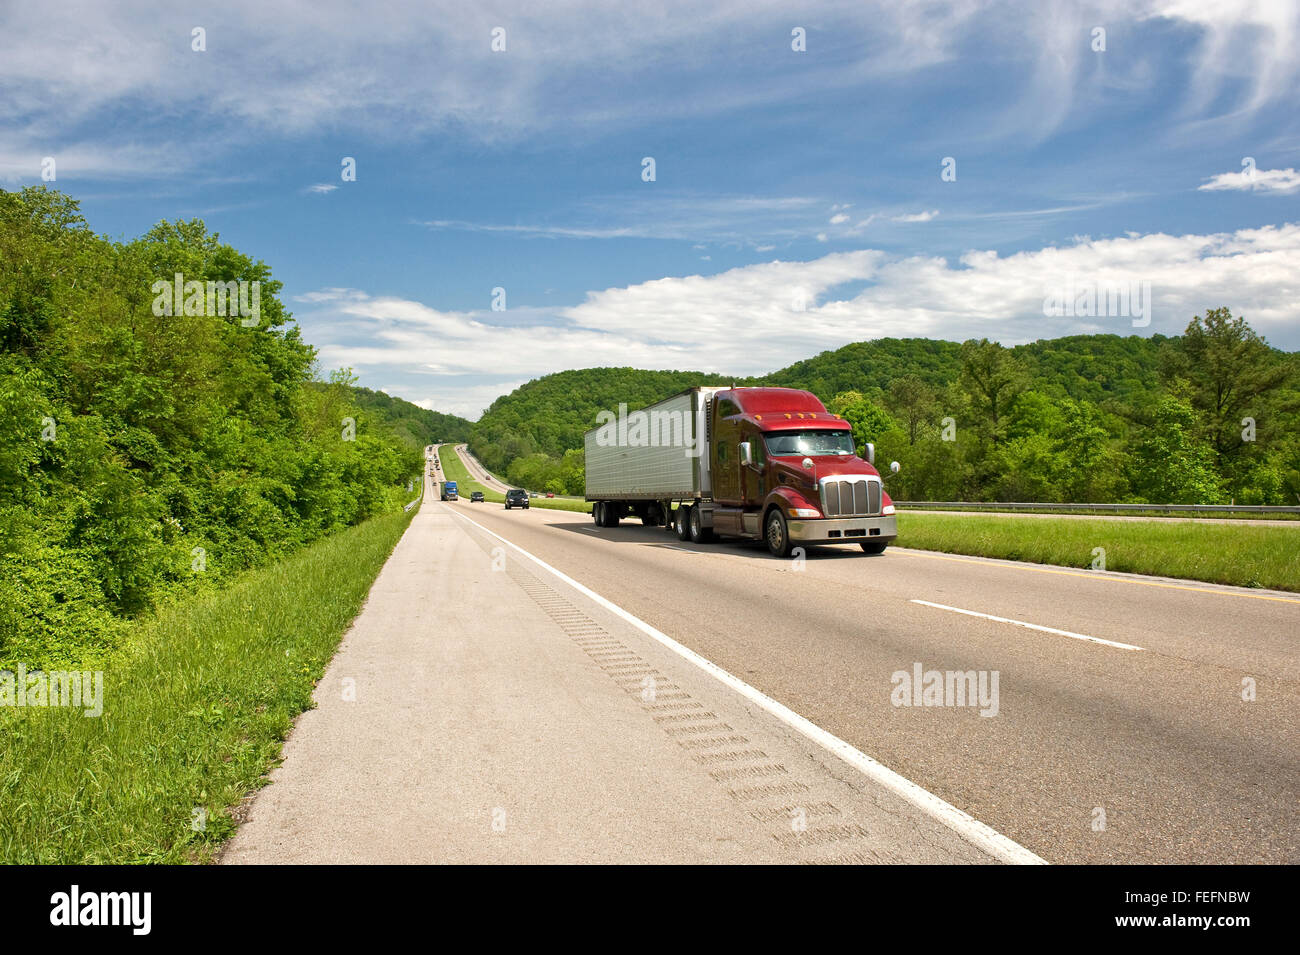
[704, 388, 897, 556]
[441, 480, 458, 502]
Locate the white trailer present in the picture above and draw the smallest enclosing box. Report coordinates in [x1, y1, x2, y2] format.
[584, 387, 725, 516]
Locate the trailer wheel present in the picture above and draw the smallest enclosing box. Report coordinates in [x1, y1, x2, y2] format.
[675, 505, 691, 540]
[765, 509, 792, 558]
[593, 501, 604, 525]
[604, 503, 621, 528]
[860, 541, 888, 554]
[688, 506, 712, 543]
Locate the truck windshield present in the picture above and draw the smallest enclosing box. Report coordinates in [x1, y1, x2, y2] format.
[764, 430, 855, 456]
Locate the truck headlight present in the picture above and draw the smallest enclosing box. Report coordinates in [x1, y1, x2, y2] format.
[882, 504, 895, 515]
[789, 507, 820, 518]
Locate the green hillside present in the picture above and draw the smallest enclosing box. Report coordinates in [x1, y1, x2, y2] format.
[469, 327, 1299, 505]
[0, 187, 436, 670]
[326, 383, 471, 450]
[470, 367, 744, 492]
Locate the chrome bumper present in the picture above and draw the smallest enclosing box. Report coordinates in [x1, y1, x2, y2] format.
[787, 514, 897, 544]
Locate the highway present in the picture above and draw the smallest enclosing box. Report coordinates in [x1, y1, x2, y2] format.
[226, 445, 1297, 864]
[440, 493, 1297, 864]
[455, 443, 512, 493]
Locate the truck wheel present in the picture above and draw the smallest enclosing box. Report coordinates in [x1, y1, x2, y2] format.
[860, 541, 888, 554]
[675, 505, 691, 541]
[593, 501, 604, 525]
[765, 509, 792, 558]
[688, 506, 712, 543]
[604, 503, 621, 528]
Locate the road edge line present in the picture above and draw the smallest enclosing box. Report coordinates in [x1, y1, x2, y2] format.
[447, 506, 1049, 866]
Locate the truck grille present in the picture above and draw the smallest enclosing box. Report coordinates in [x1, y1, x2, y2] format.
[819, 476, 882, 517]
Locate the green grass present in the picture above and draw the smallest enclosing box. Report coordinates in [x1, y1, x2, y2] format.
[896, 513, 1300, 592]
[0, 505, 415, 863]
[439, 445, 591, 514]
[898, 505, 1300, 521]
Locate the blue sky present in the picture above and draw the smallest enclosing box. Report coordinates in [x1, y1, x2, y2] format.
[3, 1, 1298, 417]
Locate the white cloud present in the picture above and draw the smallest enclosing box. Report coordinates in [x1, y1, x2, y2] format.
[892, 209, 939, 222]
[1198, 166, 1300, 193]
[305, 183, 338, 194]
[295, 223, 1300, 417]
[829, 213, 850, 224]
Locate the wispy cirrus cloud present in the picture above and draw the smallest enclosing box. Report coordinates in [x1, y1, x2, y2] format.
[4, 1, 1297, 183]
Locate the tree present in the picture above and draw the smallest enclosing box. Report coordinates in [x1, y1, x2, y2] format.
[1172, 308, 1292, 461]
[828, 391, 897, 457]
[888, 374, 937, 445]
[1129, 397, 1224, 503]
[959, 339, 1025, 448]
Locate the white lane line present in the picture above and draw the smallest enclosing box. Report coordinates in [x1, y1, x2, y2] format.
[911, 600, 1145, 651]
[449, 508, 1047, 866]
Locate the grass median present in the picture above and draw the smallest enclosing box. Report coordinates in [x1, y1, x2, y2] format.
[439, 445, 591, 514]
[895, 512, 1300, 592]
[0, 505, 415, 863]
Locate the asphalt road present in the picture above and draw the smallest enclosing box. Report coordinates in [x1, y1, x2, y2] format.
[442, 496, 1299, 864]
[455, 443, 511, 493]
[224, 471, 1006, 864]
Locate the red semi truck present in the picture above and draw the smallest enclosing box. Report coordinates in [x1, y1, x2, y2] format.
[584, 386, 898, 557]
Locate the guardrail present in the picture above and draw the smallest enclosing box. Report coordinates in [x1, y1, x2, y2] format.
[895, 501, 1300, 515]
[403, 471, 426, 512]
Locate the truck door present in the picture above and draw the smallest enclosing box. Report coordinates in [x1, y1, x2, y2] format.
[712, 397, 743, 505]
[740, 428, 766, 506]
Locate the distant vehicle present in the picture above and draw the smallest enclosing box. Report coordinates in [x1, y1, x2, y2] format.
[505, 489, 529, 509]
[546, 492, 556, 498]
[470, 491, 484, 502]
[584, 386, 898, 557]
[440, 480, 458, 501]
[528, 492, 538, 498]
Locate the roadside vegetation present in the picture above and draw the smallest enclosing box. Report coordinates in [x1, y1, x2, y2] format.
[897, 505, 1299, 520]
[0, 187, 447, 670]
[895, 513, 1300, 592]
[0, 506, 414, 863]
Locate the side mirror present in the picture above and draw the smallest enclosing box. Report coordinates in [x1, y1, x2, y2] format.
[890, 461, 901, 474]
[864, 442, 876, 465]
[738, 442, 753, 467]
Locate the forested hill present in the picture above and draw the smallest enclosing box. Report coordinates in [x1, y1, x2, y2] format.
[0, 187, 457, 670]
[470, 326, 1299, 506]
[470, 367, 743, 479]
[329, 384, 472, 449]
[764, 334, 1173, 408]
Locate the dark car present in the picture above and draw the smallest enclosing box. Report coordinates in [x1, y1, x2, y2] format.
[470, 491, 485, 503]
[505, 489, 529, 509]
